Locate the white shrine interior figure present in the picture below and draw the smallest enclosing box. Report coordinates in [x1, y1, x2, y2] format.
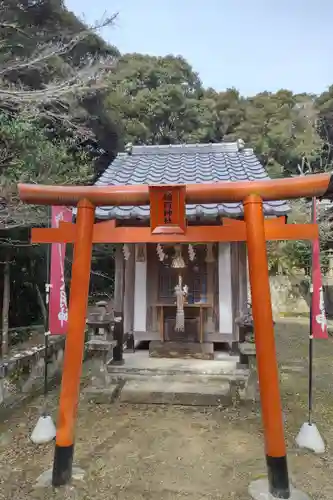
[174, 275, 188, 332]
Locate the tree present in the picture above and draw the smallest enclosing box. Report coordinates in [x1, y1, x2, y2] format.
[104, 54, 217, 145]
[315, 86, 333, 173]
[0, 0, 121, 175]
[0, 1, 121, 228]
[0, 114, 95, 228]
[0, 1, 118, 107]
[0, 1, 120, 353]
[231, 91, 323, 178]
[202, 87, 245, 141]
[103, 55, 328, 182]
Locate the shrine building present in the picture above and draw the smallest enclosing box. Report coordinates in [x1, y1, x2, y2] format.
[94, 141, 290, 355]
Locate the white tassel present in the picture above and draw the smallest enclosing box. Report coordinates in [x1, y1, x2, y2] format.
[171, 244, 185, 268]
[122, 244, 131, 261]
[188, 244, 196, 261]
[156, 243, 166, 262]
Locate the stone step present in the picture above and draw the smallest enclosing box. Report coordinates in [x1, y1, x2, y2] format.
[107, 357, 249, 384]
[108, 351, 241, 371]
[119, 378, 232, 406]
[107, 370, 249, 385]
[83, 384, 120, 404]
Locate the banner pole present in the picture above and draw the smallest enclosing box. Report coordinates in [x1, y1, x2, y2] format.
[43, 206, 51, 407]
[308, 197, 315, 425]
[308, 291, 314, 426]
[295, 196, 325, 454]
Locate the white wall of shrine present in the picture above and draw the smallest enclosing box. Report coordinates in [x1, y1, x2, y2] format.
[218, 243, 233, 335]
[133, 245, 147, 332]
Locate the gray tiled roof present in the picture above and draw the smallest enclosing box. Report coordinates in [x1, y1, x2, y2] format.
[94, 142, 290, 220]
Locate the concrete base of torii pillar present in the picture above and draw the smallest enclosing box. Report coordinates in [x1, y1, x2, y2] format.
[249, 478, 311, 500]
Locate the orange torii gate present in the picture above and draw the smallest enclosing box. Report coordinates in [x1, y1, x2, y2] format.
[18, 173, 333, 498]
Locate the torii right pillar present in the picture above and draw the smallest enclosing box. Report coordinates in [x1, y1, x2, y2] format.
[244, 195, 309, 500]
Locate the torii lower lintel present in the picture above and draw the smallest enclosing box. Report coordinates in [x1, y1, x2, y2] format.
[30, 218, 319, 244]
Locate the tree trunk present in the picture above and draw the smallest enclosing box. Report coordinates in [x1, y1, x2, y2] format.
[29, 259, 47, 326]
[2, 255, 10, 357]
[35, 283, 47, 326]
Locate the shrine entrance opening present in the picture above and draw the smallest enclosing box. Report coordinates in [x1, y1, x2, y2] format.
[153, 243, 212, 344]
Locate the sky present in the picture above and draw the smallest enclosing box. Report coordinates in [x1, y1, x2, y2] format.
[64, 0, 333, 97]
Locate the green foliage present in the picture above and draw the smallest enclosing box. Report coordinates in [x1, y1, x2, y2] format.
[0, 114, 93, 185]
[232, 92, 322, 177]
[0, 0, 120, 198]
[0, 113, 94, 228]
[267, 199, 331, 275]
[268, 240, 311, 275]
[105, 54, 329, 183]
[106, 54, 205, 145]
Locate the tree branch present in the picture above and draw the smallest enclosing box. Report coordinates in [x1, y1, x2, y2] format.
[0, 13, 118, 104]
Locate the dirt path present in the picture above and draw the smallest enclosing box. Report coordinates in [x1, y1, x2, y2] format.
[0, 321, 333, 499]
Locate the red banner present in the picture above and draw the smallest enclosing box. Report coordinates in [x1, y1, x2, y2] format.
[311, 199, 328, 339]
[49, 206, 72, 335]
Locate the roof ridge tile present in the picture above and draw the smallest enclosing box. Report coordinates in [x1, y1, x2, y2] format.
[130, 142, 240, 155]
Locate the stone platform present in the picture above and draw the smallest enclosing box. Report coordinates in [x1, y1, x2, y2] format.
[83, 351, 254, 406]
[107, 350, 245, 381]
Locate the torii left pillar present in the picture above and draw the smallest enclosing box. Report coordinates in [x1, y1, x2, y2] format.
[52, 199, 95, 487]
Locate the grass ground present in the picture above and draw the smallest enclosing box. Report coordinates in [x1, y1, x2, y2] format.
[0, 320, 332, 500]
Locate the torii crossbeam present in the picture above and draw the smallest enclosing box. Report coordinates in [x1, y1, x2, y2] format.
[18, 173, 333, 498]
